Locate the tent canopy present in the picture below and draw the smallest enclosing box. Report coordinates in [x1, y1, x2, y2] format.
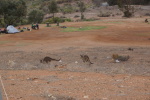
[7, 25, 19, 33]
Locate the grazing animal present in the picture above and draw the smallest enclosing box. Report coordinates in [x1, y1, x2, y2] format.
[145, 19, 148, 23]
[112, 54, 130, 62]
[40, 56, 61, 63]
[80, 55, 93, 64]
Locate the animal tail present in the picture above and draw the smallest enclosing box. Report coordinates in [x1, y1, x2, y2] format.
[90, 62, 94, 64]
[51, 58, 61, 61]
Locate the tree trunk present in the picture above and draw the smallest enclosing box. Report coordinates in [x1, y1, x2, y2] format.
[53, 13, 55, 18]
[81, 12, 84, 20]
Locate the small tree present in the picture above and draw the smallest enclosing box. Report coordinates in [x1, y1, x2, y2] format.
[48, 0, 58, 18]
[60, 4, 74, 15]
[28, 10, 44, 23]
[77, 1, 86, 20]
[117, 0, 135, 17]
[0, 0, 27, 25]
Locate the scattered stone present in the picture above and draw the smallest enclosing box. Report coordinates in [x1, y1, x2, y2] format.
[83, 95, 89, 99]
[75, 61, 78, 64]
[107, 56, 111, 59]
[118, 85, 125, 88]
[102, 97, 108, 100]
[115, 60, 120, 63]
[27, 77, 38, 81]
[55, 64, 66, 68]
[59, 60, 62, 62]
[8, 60, 15, 67]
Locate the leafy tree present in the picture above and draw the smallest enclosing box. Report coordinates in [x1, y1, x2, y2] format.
[0, 0, 27, 25]
[48, 0, 58, 18]
[117, 0, 135, 17]
[60, 4, 74, 15]
[28, 10, 44, 23]
[77, 1, 86, 20]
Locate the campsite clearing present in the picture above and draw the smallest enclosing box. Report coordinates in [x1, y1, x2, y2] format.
[0, 18, 150, 100]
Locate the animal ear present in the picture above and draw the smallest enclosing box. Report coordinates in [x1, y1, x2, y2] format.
[40, 60, 43, 63]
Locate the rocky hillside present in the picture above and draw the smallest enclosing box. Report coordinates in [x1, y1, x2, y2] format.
[26, 0, 94, 13]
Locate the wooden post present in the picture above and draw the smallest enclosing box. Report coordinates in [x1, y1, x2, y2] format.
[57, 22, 59, 26]
[46, 22, 50, 27]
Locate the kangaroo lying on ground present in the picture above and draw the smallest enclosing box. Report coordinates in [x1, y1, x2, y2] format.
[145, 19, 148, 23]
[112, 54, 130, 62]
[40, 56, 61, 63]
[80, 54, 93, 64]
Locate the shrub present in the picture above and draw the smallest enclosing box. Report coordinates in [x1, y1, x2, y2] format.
[0, 18, 5, 27]
[28, 10, 44, 23]
[145, 13, 150, 16]
[43, 17, 72, 24]
[83, 18, 99, 21]
[123, 10, 132, 17]
[74, 15, 80, 18]
[60, 4, 74, 15]
[98, 11, 111, 17]
[64, 18, 72, 22]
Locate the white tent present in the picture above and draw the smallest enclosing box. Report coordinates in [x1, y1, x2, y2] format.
[6, 25, 19, 33]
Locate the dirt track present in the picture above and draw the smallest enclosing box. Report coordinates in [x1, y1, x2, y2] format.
[0, 18, 150, 100]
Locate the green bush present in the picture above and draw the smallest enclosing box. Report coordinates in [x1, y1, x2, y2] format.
[0, 18, 5, 27]
[64, 18, 72, 22]
[28, 10, 44, 24]
[83, 18, 99, 21]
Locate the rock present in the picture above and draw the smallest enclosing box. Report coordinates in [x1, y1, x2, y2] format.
[75, 61, 78, 64]
[115, 60, 120, 63]
[8, 60, 15, 67]
[83, 95, 89, 99]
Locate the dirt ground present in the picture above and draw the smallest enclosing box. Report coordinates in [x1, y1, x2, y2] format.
[0, 18, 150, 100]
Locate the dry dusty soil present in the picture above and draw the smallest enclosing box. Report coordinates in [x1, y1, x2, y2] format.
[0, 18, 150, 100]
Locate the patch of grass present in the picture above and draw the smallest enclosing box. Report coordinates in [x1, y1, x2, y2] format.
[16, 43, 31, 46]
[62, 26, 106, 32]
[136, 33, 150, 36]
[0, 41, 11, 44]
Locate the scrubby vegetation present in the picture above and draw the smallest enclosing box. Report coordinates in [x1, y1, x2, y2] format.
[0, 0, 27, 26]
[0, 0, 150, 27]
[43, 17, 72, 24]
[62, 26, 106, 32]
[28, 10, 44, 23]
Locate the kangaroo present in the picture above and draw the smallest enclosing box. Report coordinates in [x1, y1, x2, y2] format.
[112, 54, 130, 61]
[80, 55, 93, 64]
[145, 19, 148, 23]
[40, 56, 61, 63]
